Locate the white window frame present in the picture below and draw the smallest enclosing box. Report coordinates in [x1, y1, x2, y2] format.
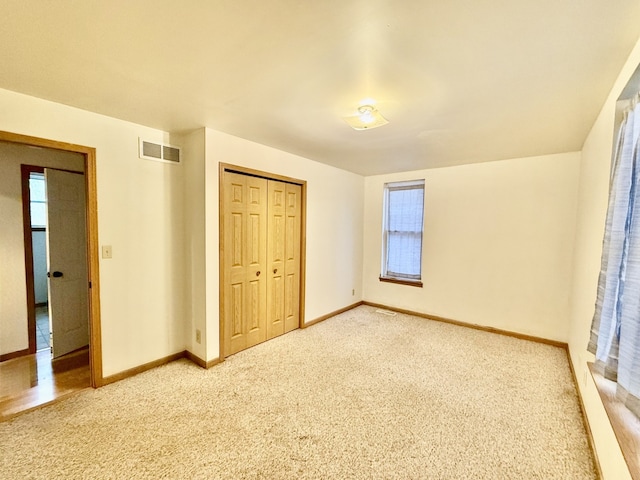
[380, 179, 425, 287]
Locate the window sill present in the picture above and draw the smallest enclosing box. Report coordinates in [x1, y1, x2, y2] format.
[378, 276, 423, 288]
[589, 362, 640, 480]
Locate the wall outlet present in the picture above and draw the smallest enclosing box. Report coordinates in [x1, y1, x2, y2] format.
[195, 329, 201, 344]
[352, 289, 355, 296]
[102, 245, 113, 259]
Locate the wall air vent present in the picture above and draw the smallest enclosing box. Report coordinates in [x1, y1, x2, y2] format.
[139, 138, 181, 164]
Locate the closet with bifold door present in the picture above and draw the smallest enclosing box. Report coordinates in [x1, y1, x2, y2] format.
[221, 168, 303, 357]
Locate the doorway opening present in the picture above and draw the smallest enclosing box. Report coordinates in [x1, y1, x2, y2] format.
[22, 166, 90, 360]
[27, 170, 52, 353]
[0, 131, 102, 389]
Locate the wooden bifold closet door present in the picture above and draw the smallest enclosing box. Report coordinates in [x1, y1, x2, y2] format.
[222, 171, 302, 356]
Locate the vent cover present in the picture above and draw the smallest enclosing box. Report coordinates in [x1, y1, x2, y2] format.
[139, 139, 181, 164]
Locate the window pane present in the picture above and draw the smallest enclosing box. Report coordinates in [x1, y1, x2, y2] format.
[387, 232, 421, 276]
[388, 188, 424, 232]
[382, 180, 424, 280]
[29, 176, 46, 202]
[30, 203, 47, 227]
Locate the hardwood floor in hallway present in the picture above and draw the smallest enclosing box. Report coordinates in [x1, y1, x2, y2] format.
[0, 348, 89, 421]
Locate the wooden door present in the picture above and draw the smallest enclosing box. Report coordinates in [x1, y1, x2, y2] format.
[267, 181, 286, 339]
[223, 172, 268, 356]
[45, 168, 89, 358]
[222, 169, 303, 356]
[266, 181, 302, 339]
[284, 183, 301, 333]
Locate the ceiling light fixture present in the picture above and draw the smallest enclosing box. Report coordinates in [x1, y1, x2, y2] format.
[343, 104, 389, 130]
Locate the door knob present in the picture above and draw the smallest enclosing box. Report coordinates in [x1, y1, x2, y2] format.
[256, 271, 261, 276]
[273, 268, 278, 274]
[48, 271, 63, 278]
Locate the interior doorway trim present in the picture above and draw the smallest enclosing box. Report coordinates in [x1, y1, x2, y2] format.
[0, 130, 103, 387]
[218, 162, 307, 360]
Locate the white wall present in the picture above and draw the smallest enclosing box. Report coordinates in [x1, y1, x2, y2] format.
[363, 153, 580, 342]
[203, 128, 364, 362]
[0, 88, 185, 376]
[567, 35, 640, 480]
[0, 143, 84, 356]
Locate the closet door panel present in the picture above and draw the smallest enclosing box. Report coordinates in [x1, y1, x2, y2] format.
[223, 172, 267, 355]
[267, 180, 286, 339]
[243, 175, 268, 349]
[284, 183, 301, 333]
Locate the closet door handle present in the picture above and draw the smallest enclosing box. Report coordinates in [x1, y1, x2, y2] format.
[256, 271, 261, 277]
[273, 268, 278, 274]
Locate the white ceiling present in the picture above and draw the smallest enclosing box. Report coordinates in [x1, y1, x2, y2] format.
[1, 1, 640, 176]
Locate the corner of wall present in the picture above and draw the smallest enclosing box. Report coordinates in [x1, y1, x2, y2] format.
[181, 128, 207, 361]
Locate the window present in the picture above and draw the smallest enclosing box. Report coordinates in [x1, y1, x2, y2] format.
[588, 92, 640, 415]
[29, 173, 46, 228]
[380, 179, 424, 286]
[588, 86, 640, 478]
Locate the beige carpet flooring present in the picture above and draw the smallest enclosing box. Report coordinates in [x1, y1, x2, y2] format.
[0, 305, 596, 479]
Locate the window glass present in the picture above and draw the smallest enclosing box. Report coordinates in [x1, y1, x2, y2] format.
[30, 203, 47, 228]
[382, 180, 424, 281]
[29, 174, 46, 228]
[29, 176, 46, 202]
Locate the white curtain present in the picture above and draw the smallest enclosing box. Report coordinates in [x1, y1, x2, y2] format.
[589, 93, 640, 417]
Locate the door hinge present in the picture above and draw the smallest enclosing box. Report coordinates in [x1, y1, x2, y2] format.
[89, 281, 92, 289]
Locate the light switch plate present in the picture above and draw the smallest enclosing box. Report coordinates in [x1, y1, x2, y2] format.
[102, 245, 113, 259]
